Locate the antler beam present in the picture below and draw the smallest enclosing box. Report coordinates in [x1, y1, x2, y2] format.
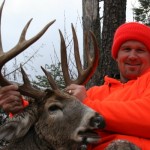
[42, 24, 99, 90]
[0, 0, 55, 99]
[60, 24, 99, 86]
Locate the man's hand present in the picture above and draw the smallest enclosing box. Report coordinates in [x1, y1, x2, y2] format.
[66, 84, 87, 101]
[0, 85, 24, 114]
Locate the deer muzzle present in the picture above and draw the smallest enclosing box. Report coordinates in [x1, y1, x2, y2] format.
[90, 114, 105, 129]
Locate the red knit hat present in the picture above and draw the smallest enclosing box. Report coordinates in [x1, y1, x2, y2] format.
[111, 22, 150, 59]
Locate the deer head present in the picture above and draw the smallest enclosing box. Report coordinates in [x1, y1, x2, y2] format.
[0, 1, 105, 150]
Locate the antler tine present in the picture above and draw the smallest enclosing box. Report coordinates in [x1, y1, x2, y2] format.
[19, 66, 45, 99]
[59, 30, 70, 86]
[18, 19, 55, 53]
[71, 24, 83, 76]
[41, 66, 59, 91]
[60, 24, 99, 86]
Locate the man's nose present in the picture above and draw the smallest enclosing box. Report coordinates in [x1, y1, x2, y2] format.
[128, 50, 138, 59]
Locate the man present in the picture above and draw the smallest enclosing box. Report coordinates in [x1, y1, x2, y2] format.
[66, 22, 150, 149]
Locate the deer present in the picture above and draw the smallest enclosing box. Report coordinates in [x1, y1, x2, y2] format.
[0, 1, 141, 150]
[0, 1, 105, 150]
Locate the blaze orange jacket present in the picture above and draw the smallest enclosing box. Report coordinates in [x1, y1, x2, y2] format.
[84, 68, 150, 150]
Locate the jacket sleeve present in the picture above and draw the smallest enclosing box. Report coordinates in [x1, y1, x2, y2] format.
[83, 84, 150, 139]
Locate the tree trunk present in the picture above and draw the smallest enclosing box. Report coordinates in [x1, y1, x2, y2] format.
[82, 0, 127, 87]
[99, 0, 127, 84]
[82, 0, 101, 88]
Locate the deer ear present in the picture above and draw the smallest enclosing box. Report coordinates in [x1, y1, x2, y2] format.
[0, 121, 23, 141]
[0, 107, 37, 141]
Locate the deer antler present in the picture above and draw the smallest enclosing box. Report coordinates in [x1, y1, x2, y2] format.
[61, 24, 99, 85]
[42, 24, 99, 89]
[0, 0, 55, 99]
[0, 0, 99, 99]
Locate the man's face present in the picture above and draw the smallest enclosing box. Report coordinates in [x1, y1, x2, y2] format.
[116, 40, 150, 83]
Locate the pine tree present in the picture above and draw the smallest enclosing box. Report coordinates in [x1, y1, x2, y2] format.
[133, 0, 150, 25]
[32, 63, 66, 89]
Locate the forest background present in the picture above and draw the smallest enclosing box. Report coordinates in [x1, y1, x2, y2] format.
[1, 0, 149, 88]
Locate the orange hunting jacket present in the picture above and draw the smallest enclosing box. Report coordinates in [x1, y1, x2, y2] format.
[83, 68, 150, 150]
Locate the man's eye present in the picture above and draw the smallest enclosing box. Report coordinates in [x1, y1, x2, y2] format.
[136, 49, 144, 53]
[122, 48, 131, 51]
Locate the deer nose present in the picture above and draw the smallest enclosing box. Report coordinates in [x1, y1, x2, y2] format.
[90, 115, 105, 129]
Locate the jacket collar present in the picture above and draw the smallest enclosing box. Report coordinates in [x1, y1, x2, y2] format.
[104, 67, 150, 86]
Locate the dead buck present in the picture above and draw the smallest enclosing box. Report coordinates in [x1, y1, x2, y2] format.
[0, 1, 105, 150]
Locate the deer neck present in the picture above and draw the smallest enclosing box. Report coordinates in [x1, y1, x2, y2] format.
[34, 126, 78, 150]
[33, 127, 54, 150]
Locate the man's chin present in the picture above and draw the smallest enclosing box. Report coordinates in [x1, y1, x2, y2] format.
[125, 73, 140, 80]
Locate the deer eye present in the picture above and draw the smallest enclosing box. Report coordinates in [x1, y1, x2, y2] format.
[48, 105, 62, 112]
